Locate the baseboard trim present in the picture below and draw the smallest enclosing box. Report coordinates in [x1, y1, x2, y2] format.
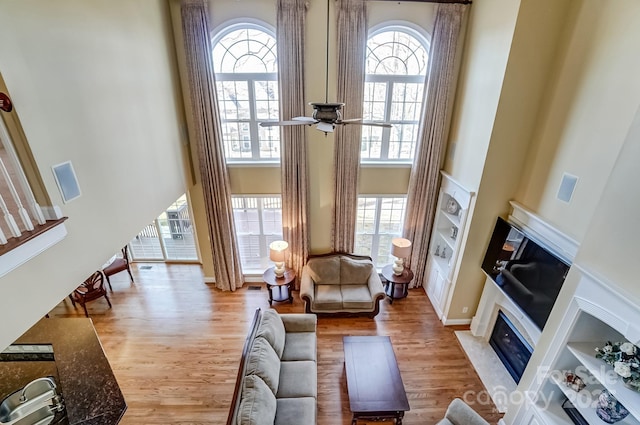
[204, 277, 215, 284]
[443, 318, 472, 326]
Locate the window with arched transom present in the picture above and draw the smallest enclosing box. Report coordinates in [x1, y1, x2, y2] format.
[360, 26, 429, 162]
[212, 23, 280, 161]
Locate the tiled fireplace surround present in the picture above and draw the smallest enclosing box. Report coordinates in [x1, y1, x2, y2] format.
[458, 202, 580, 413]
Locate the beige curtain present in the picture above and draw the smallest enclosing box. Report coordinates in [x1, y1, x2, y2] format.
[180, 0, 243, 291]
[332, 0, 367, 253]
[277, 0, 309, 284]
[404, 4, 468, 288]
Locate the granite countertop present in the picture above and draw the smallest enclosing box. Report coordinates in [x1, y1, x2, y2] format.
[0, 318, 126, 425]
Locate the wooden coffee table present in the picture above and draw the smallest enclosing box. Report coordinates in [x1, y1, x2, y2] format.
[343, 336, 410, 424]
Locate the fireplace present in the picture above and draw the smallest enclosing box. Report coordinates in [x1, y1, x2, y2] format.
[489, 310, 533, 383]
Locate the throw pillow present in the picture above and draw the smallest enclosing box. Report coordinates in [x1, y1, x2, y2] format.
[256, 309, 286, 357]
[245, 337, 281, 395]
[306, 256, 340, 285]
[340, 256, 373, 284]
[237, 375, 277, 425]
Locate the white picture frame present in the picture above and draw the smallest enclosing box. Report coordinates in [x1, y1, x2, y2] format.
[52, 161, 81, 203]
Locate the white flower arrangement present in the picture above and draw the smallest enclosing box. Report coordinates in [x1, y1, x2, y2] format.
[595, 341, 640, 392]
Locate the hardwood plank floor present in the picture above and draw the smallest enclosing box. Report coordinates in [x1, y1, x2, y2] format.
[49, 263, 502, 424]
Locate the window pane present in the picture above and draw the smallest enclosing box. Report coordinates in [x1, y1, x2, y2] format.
[362, 28, 428, 162]
[232, 196, 283, 270]
[354, 196, 407, 266]
[213, 26, 278, 161]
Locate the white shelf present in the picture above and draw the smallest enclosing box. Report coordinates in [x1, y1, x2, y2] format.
[550, 374, 640, 425]
[437, 230, 456, 251]
[533, 399, 573, 425]
[567, 342, 640, 420]
[440, 210, 461, 227]
[430, 252, 450, 273]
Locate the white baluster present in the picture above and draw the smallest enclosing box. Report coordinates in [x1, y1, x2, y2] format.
[0, 156, 33, 232]
[0, 117, 45, 225]
[0, 190, 20, 239]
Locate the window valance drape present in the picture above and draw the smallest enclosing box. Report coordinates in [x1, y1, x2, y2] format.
[403, 3, 468, 288]
[332, 0, 368, 253]
[277, 0, 310, 283]
[180, 0, 243, 291]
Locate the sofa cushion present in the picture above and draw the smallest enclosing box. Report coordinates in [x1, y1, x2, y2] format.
[340, 256, 373, 285]
[341, 284, 374, 309]
[257, 309, 286, 358]
[282, 332, 316, 362]
[277, 361, 317, 398]
[313, 285, 343, 310]
[306, 256, 341, 285]
[275, 397, 316, 425]
[237, 375, 277, 425]
[245, 337, 280, 395]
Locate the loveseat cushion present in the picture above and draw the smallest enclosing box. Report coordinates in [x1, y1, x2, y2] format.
[341, 285, 374, 309]
[340, 256, 373, 285]
[275, 397, 316, 425]
[245, 337, 281, 395]
[314, 285, 343, 310]
[237, 375, 277, 425]
[257, 309, 286, 358]
[282, 332, 316, 362]
[306, 256, 341, 285]
[277, 361, 317, 399]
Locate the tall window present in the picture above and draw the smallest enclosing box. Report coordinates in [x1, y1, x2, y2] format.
[212, 24, 280, 161]
[354, 196, 407, 266]
[361, 27, 429, 162]
[232, 196, 282, 270]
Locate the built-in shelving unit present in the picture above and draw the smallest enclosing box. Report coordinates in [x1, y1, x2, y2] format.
[424, 171, 475, 322]
[515, 268, 640, 425]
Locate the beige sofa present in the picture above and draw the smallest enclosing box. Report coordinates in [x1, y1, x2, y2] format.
[227, 308, 317, 425]
[436, 398, 490, 425]
[300, 253, 385, 318]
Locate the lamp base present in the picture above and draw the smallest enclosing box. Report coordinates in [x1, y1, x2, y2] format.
[274, 262, 285, 278]
[392, 259, 404, 275]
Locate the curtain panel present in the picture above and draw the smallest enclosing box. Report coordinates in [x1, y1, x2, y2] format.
[180, 0, 244, 291]
[332, 0, 368, 253]
[403, 4, 468, 288]
[277, 0, 310, 284]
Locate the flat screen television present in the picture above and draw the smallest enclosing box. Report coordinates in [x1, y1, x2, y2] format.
[481, 217, 570, 330]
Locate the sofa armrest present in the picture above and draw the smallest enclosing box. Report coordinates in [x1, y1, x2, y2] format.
[367, 270, 386, 300]
[300, 267, 315, 303]
[280, 313, 317, 333]
[444, 398, 489, 425]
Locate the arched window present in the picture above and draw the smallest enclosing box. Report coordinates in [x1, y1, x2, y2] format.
[361, 26, 429, 161]
[212, 24, 279, 161]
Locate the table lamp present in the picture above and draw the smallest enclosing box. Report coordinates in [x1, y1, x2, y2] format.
[269, 240, 289, 278]
[391, 238, 412, 275]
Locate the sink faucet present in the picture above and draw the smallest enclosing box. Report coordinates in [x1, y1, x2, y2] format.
[19, 377, 57, 403]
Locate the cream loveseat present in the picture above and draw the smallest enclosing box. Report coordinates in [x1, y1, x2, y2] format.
[300, 253, 385, 318]
[227, 308, 317, 425]
[436, 398, 490, 425]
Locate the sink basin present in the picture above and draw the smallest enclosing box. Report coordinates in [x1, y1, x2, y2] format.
[0, 377, 63, 425]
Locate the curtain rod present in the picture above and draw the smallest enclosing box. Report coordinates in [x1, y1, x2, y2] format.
[366, 0, 472, 4]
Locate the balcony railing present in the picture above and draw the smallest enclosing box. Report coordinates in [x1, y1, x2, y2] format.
[1, 102, 67, 276]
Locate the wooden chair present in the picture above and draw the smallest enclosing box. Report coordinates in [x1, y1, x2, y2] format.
[102, 245, 134, 291]
[72, 271, 112, 317]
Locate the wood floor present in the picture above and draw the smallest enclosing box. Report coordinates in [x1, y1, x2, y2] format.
[49, 263, 502, 425]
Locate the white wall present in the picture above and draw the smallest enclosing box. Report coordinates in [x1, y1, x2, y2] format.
[0, 0, 189, 350]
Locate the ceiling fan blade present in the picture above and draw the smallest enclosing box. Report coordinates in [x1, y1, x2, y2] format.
[292, 116, 317, 123]
[316, 122, 335, 133]
[341, 118, 363, 123]
[341, 121, 393, 128]
[260, 120, 312, 127]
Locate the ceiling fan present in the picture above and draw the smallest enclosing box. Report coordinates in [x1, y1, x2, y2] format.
[259, 0, 392, 134]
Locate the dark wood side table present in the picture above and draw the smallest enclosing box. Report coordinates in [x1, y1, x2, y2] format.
[262, 267, 295, 305]
[381, 265, 414, 304]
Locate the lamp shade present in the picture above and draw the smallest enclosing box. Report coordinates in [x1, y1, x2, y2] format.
[269, 240, 289, 262]
[391, 237, 412, 258]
